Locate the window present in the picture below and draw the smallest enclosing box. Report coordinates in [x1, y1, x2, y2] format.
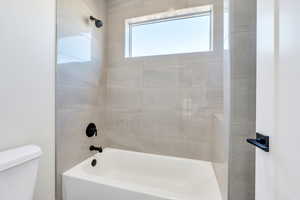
[125, 6, 213, 58]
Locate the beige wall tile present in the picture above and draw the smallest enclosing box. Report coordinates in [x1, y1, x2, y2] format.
[56, 0, 107, 200]
[107, 66, 141, 88]
[104, 0, 224, 162]
[107, 87, 141, 110]
[225, 0, 256, 199]
[142, 66, 179, 88]
[142, 88, 178, 109]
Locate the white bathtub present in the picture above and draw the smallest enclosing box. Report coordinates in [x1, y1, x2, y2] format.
[63, 148, 222, 200]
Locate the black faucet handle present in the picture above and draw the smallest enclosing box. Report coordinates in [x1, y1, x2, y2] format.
[86, 123, 98, 137]
[89, 145, 103, 153]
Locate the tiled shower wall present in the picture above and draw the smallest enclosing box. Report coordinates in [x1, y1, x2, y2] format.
[56, 0, 107, 199]
[225, 0, 257, 199]
[103, 0, 224, 160]
[212, 113, 228, 200]
[55, 0, 257, 199]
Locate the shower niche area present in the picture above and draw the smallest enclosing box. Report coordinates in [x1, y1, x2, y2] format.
[56, 0, 256, 200]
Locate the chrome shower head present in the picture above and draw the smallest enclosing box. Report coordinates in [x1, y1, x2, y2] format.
[90, 16, 103, 28]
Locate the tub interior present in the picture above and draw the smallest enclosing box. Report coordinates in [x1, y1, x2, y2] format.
[64, 148, 222, 200]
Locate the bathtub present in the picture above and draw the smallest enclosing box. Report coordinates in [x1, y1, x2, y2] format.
[63, 148, 222, 200]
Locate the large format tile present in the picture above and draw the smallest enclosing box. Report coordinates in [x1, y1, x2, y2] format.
[104, 0, 224, 170]
[106, 87, 141, 110]
[142, 66, 179, 88]
[56, 1, 107, 200]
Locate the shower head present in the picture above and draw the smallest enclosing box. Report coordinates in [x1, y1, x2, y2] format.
[90, 16, 103, 28]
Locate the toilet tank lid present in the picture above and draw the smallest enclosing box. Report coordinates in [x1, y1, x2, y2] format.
[0, 145, 42, 172]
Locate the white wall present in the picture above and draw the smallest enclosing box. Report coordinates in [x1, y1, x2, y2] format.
[257, 0, 300, 199]
[0, 0, 56, 200]
[256, 0, 275, 199]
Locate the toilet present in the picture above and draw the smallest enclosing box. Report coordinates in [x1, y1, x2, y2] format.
[0, 145, 42, 200]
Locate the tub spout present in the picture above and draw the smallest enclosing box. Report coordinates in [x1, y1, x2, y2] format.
[90, 145, 103, 153]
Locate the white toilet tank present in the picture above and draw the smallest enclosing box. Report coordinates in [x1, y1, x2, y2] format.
[0, 145, 42, 200]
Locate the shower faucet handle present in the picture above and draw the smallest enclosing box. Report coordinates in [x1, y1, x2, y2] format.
[86, 123, 98, 137]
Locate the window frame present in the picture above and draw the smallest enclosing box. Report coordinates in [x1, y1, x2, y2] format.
[125, 5, 214, 58]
